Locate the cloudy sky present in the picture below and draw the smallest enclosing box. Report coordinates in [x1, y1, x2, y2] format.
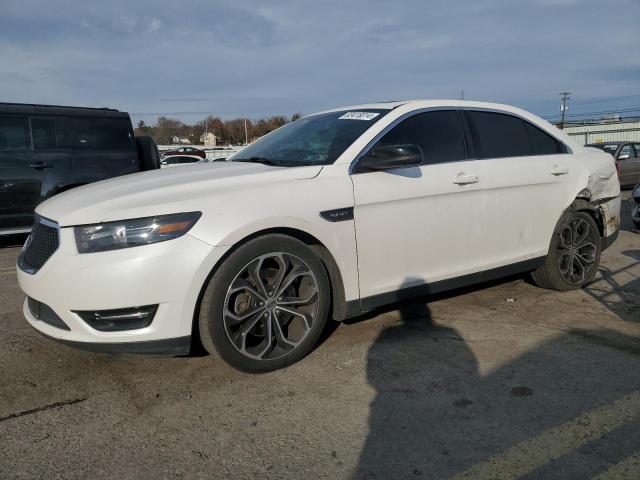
[1, 0, 638, 125]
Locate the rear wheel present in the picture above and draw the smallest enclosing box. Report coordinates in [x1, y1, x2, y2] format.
[531, 211, 601, 291]
[198, 235, 330, 372]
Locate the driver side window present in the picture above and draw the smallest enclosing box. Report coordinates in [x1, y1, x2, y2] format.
[619, 144, 634, 158]
[374, 110, 466, 165]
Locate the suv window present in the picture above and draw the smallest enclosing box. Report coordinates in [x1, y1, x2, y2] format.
[374, 110, 466, 165]
[468, 111, 532, 158]
[31, 118, 58, 149]
[70, 117, 133, 150]
[0, 116, 29, 150]
[634, 144, 640, 157]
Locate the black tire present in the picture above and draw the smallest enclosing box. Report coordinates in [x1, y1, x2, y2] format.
[198, 234, 330, 373]
[135, 135, 161, 171]
[531, 211, 602, 291]
[634, 220, 640, 230]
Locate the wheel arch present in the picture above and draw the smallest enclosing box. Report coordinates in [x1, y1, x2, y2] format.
[192, 226, 350, 342]
[570, 190, 606, 239]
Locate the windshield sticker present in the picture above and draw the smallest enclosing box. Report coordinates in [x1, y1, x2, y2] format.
[339, 112, 380, 121]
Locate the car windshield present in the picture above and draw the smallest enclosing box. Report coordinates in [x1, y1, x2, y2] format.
[588, 144, 619, 156]
[229, 109, 388, 167]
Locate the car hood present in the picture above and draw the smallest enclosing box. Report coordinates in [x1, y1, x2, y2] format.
[37, 162, 323, 227]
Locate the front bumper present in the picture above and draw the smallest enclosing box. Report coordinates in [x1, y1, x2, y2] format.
[598, 195, 622, 250]
[17, 227, 229, 353]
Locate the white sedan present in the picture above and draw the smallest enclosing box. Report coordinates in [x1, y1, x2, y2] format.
[17, 100, 621, 372]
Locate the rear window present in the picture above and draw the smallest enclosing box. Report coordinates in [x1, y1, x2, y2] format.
[588, 144, 618, 156]
[0, 116, 29, 150]
[70, 117, 133, 150]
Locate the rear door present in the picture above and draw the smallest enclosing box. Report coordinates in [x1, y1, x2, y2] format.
[0, 115, 37, 231]
[351, 109, 488, 304]
[617, 143, 637, 186]
[466, 109, 575, 266]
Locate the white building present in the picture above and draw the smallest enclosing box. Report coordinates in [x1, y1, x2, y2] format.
[200, 132, 217, 147]
[171, 135, 191, 145]
[564, 120, 640, 145]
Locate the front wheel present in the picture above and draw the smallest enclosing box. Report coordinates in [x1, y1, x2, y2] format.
[198, 235, 330, 372]
[531, 211, 602, 291]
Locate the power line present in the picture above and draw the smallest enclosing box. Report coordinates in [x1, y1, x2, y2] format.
[541, 106, 640, 121]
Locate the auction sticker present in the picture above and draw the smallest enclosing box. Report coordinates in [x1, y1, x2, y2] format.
[339, 112, 380, 121]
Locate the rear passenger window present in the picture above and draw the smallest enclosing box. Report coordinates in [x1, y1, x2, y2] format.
[70, 117, 133, 150]
[375, 110, 466, 165]
[468, 111, 532, 158]
[525, 123, 565, 155]
[0, 116, 29, 150]
[31, 118, 57, 149]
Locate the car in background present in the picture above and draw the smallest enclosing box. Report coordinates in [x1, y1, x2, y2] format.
[586, 141, 640, 187]
[161, 146, 206, 159]
[0, 103, 160, 235]
[632, 183, 640, 229]
[17, 100, 621, 372]
[160, 155, 208, 168]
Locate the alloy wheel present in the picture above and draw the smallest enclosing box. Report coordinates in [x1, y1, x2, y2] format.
[223, 252, 320, 361]
[557, 216, 597, 285]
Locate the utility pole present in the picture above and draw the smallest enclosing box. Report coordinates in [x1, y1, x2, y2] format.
[560, 92, 571, 129]
[244, 119, 248, 145]
[460, 89, 464, 100]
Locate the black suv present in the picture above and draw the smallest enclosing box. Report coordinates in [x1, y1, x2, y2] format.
[0, 103, 160, 235]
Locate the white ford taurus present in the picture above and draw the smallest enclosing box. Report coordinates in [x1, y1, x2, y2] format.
[17, 100, 621, 372]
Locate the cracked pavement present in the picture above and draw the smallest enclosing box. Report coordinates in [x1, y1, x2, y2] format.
[1, 191, 639, 479]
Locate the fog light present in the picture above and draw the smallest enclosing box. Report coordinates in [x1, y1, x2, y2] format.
[75, 305, 158, 331]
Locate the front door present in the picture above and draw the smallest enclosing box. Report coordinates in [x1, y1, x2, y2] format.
[27, 116, 71, 209]
[0, 115, 38, 231]
[351, 109, 487, 306]
[617, 144, 639, 186]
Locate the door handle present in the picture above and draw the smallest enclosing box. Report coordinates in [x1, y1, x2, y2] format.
[453, 173, 479, 185]
[550, 165, 569, 176]
[29, 162, 53, 169]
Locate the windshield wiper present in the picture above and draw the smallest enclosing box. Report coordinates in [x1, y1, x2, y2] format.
[232, 157, 283, 167]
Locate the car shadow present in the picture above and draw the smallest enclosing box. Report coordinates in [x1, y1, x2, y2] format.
[584, 257, 640, 324]
[355, 279, 640, 478]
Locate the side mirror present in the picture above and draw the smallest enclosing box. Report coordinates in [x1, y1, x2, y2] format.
[618, 153, 630, 160]
[358, 144, 423, 172]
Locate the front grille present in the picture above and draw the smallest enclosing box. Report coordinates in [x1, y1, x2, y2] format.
[27, 297, 70, 331]
[20, 218, 59, 273]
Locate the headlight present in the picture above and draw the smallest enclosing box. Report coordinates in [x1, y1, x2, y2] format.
[74, 212, 202, 253]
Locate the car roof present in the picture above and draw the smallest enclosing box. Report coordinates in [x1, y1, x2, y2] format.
[0, 102, 128, 118]
[313, 99, 538, 116]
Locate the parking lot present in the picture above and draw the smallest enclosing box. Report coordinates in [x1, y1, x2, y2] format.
[0, 192, 638, 479]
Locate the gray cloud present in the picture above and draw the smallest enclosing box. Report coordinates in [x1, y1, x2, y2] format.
[1, 0, 638, 123]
